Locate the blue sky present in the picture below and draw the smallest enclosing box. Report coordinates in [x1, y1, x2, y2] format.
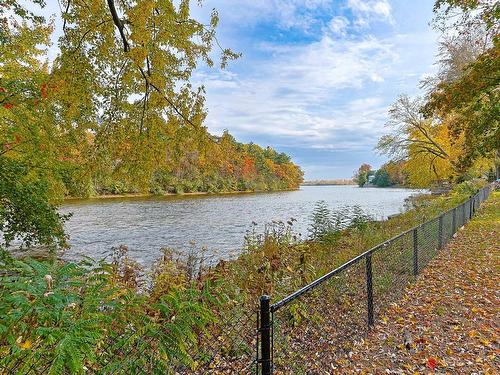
[41, 0, 439, 179]
[191, 0, 439, 179]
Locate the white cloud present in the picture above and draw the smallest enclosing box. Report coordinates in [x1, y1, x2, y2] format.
[327, 16, 350, 36]
[347, 0, 394, 26]
[194, 19, 439, 155]
[198, 0, 332, 31]
[194, 32, 402, 151]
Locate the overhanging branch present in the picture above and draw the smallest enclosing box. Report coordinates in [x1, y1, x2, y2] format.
[107, 0, 129, 52]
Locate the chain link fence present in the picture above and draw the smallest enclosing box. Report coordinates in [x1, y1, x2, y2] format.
[1, 185, 493, 374]
[258, 184, 494, 374]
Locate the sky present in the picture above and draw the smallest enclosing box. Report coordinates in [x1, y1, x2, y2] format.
[39, 0, 440, 180]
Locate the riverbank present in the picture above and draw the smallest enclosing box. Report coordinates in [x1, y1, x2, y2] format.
[59, 185, 423, 267]
[344, 191, 499, 373]
[301, 179, 355, 186]
[0, 181, 488, 374]
[63, 187, 300, 201]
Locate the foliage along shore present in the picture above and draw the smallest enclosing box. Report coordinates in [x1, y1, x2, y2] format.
[63, 186, 301, 201]
[0, 180, 489, 373]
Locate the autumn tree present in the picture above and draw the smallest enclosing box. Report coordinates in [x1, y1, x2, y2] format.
[1, 0, 238, 247]
[424, 0, 499, 176]
[353, 164, 372, 187]
[372, 161, 406, 187]
[376, 1, 498, 187]
[0, 9, 70, 248]
[1, 0, 304, 247]
[377, 95, 468, 187]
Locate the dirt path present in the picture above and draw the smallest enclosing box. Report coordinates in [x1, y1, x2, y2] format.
[342, 192, 500, 374]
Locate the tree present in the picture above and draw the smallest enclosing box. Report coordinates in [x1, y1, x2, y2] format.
[0, 11, 69, 248]
[376, 1, 499, 186]
[424, 42, 499, 174]
[384, 161, 406, 186]
[353, 164, 372, 187]
[425, 0, 500, 176]
[0, 0, 238, 247]
[372, 169, 391, 187]
[377, 95, 465, 186]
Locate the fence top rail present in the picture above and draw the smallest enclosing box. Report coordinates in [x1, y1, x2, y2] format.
[270, 185, 491, 312]
[271, 225, 416, 312]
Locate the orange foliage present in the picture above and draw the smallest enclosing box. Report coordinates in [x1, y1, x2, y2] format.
[242, 156, 256, 178]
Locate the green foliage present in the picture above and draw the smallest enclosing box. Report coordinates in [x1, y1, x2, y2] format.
[308, 201, 333, 241]
[0, 157, 69, 248]
[356, 172, 368, 187]
[287, 302, 308, 327]
[373, 169, 391, 187]
[450, 180, 486, 197]
[308, 202, 372, 242]
[349, 205, 373, 231]
[0, 251, 114, 374]
[1, 13, 68, 249]
[353, 164, 372, 187]
[0, 249, 220, 373]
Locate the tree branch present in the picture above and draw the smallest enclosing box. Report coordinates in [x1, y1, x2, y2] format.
[107, 0, 129, 52]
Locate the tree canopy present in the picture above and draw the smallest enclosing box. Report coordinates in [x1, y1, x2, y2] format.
[376, 0, 499, 187]
[0, 1, 303, 249]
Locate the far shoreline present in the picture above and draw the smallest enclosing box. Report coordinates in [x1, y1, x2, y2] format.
[63, 187, 301, 202]
[63, 184, 419, 203]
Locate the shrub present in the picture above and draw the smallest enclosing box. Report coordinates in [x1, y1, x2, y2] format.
[0, 248, 220, 373]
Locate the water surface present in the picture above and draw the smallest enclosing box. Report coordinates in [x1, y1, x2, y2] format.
[61, 186, 422, 266]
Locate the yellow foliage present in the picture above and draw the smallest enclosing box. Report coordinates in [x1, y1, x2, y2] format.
[468, 157, 495, 178]
[404, 118, 465, 187]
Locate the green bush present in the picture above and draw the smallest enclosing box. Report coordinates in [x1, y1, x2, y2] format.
[0, 157, 69, 249]
[0, 249, 219, 374]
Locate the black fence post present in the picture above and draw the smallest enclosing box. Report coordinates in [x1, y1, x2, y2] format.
[469, 199, 473, 220]
[259, 295, 272, 375]
[413, 227, 418, 276]
[438, 215, 444, 249]
[452, 207, 457, 235]
[462, 202, 466, 226]
[365, 254, 374, 327]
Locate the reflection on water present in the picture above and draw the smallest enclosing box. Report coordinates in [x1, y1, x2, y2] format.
[61, 186, 422, 266]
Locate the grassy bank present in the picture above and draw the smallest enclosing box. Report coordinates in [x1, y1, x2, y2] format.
[0, 181, 488, 373]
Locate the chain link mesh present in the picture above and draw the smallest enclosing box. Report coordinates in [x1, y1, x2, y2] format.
[263, 185, 493, 374]
[271, 259, 367, 373]
[0, 299, 259, 375]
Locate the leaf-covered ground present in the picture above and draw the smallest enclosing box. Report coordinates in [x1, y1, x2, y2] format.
[342, 191, 500, 374]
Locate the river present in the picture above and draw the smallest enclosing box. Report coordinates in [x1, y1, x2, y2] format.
[60, 185, 423, 266]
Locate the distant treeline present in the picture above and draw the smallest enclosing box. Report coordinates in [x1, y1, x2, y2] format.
[61, 130, 304, 197]
[301, 179, 355, 186]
